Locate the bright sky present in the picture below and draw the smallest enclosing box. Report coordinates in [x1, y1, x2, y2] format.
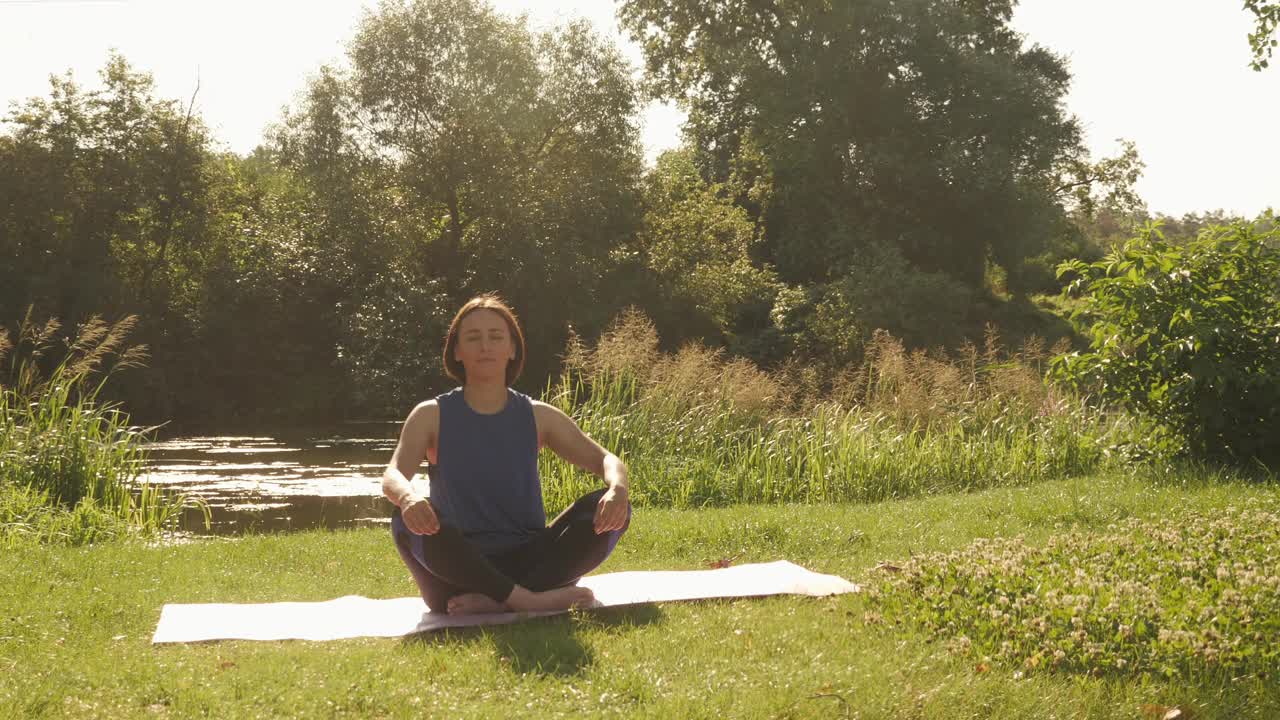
[1, 0, 1276, 217]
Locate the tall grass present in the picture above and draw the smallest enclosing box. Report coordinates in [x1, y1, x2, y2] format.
[540, 309, 1129, 510]
[0, 311, 203, 545]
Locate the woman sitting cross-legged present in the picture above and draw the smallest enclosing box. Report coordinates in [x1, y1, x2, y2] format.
[382, 294, 631, 615]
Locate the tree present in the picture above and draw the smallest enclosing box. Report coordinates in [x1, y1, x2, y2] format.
[630, 148, 779, 349]
[269, 0, 646, 398]
[1246, 0, 1279, 70]
[0, 52, 209, 335]
[1011, 139, 1147, 294]
[0, 56, 208, 322]
[0, 54, 314, 422]
[1051, 140, 1146, 228]
[619, 0, 1087, 291]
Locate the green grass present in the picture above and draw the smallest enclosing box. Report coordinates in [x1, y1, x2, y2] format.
[539, 369, 1123, 512]
[537, 311, 1131, 512]
[3, 469, 1279, 719]
[0, 383, 185, 545]
[870, 497, 1280, 681]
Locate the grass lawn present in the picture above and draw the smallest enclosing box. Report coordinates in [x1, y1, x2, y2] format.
[3, 470, 1278, 719]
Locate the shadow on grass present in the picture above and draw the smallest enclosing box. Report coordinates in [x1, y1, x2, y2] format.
[400, 604, 664, 677]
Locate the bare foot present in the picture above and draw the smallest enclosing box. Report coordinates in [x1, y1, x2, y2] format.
[446, 593, 507, 615]
[504, 584, 596, 613]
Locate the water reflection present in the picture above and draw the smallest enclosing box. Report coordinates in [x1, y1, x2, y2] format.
[142, 423, 415, 536]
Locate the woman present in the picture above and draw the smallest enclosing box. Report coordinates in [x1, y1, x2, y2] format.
[383, 294, 631, 615]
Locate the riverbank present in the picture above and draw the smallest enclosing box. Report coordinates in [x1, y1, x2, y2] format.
[3, 470, 1278, 719]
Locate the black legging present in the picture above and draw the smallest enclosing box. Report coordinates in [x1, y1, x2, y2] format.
[391, 488, 630, 613]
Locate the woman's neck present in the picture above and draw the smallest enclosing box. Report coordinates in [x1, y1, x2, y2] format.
[462, 381, 508, 414]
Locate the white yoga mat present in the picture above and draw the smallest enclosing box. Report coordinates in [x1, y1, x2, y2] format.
[151, 560, 859, 644]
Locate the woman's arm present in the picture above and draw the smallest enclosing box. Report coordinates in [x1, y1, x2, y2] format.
[533, 401, 629, 532]
[383, 401, 440, 534]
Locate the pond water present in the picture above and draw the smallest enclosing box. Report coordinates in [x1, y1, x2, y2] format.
[141, 422, 418, 536]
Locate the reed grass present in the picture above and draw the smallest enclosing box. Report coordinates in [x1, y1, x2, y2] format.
[0, 311, 204, 544]
[539, 310, 1128, 510]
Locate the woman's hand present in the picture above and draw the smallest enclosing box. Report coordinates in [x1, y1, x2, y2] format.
[593, 486, 629, 534]
[400, 495, 440, 535]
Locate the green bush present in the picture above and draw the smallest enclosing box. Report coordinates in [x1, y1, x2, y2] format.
[866, 500, 1280, 680]
[772, 243, 973, 366]
[1052, 220, 1280, 465]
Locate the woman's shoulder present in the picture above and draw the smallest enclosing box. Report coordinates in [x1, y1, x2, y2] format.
[435, 387, 464, 402]
[402, 398, 442, 435]
[508, 387, 537, 405]
[525, 396, 559, 415]
[411, 396, 441, 413]
[412, 396, 444, 412]
[527, 398, 572, 430]
[428, 387, 463, 412]
[514, 389, 562, 420]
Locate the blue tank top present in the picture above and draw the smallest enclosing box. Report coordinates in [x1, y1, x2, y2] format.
[429, 387, 545, 554]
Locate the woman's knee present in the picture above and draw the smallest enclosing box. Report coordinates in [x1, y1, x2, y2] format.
[566, 489, 631, 538]
[390, 509, 413, 550]
[593, 489, 631, 534]
[412, 524, 473, 570]
[575, 487, 608, 510]
[417, 523, 463, 546]
[618, 500, 632, 534]
[393, 514, 464, 564]
[566, 487, 616, 522]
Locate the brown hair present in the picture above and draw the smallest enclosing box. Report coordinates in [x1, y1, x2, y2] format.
[442, 294, 526, 386]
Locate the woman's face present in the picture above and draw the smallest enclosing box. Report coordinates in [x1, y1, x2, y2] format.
[455, 308, 515, 382]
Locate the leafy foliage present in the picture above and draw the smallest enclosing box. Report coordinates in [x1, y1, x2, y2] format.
[1052, 220, 1280, 465]
[1015, 140, 1149, 295]
[772, 243, 975, 366]
[1246, 0, 1279, 70]
[619, 0, 1087, 290]
[271, 0, 646, 395]
[0, 0, 1224, 429]
[629, 148, 780, 350]
[1, 2, 649, 421]
[0, 52, 209, 324]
